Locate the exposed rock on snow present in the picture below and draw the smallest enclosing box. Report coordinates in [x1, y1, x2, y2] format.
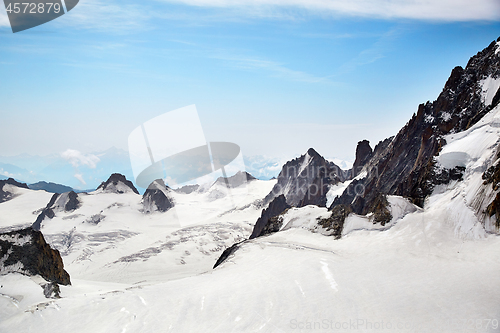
[174, 184, 199, 194]
[264, 148, 347, 208]
[212, 171, 256, 189]
[351, 140, 373, 177]
[0, 228, 70, 285]
[367, 193, 392, 225]
[0, 178, 29, 203]
[96, 173, 139, 194]
[317, 204, 352, 239]
[250, 194, 291, 239]
[332, 37, 500, 215]
[32, 191, 81, 230]
[142, 179, 174, 213]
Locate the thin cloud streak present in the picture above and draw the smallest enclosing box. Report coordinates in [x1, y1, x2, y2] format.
[159, 0, 500, 21]
[212, 53, 335, 84]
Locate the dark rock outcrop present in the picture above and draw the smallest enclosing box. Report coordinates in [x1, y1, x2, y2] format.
[174, 184, 200, 194]
[0, 178, 29, 203]
[213, 242, 243, 269]
[487, 192, 500, 228]
[264, 148, 348, 208]
[332, 37, 500, 215]
[32, 191, 81, 230]
[317, 204, 352, 239]
[0, 227, 71, 285]
[97, 173, 139, 194]
[368, 194, 392, 225]
[213, 171, 257, 189]
[250, 194, 291, 239]
[352, 140, 373, 177]
[142, 179, 174, 213]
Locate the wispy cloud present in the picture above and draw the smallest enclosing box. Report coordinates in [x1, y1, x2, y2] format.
[158, 0, 500, 21]
[339, 28, 400, 73]
[56, 0, 152, 33]
[61, 149, 100, 169]
[212, 53, 333, 83]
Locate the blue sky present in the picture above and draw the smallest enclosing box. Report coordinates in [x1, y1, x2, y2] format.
[1, 0, 500, 165]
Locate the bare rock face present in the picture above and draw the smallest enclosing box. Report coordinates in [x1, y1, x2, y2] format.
[142, 179, 174, 213]
[317, 204, 352, 239]
[0, 178, 29, 203]
[332, 37, 500, 215]
[32, 191, 81, 230]
[213, 171, 256, 189]
[352, 140, 373, 177]
[368, 194, 392, 225]
[264, 148, 348, 208]
[0, 227, 71, 285]
[250, 194, 291, 239]
[97, 173, 139, 194]
[174, 184, 200, 194]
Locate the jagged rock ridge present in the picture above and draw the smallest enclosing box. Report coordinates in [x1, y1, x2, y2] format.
[332, 37, 500, 215]
[142, 179, 174, 213]
[250, 194, 291, 239]
[213, 171, 256, 189]
[97, 173, 139, 194]
[0, 227, 71, 285]
[264, 148, 348, 208]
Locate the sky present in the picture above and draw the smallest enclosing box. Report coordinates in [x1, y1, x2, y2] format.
[0, 0, 500, 166]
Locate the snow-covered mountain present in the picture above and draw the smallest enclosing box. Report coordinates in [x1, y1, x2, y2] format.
[1, 37, 500, 333]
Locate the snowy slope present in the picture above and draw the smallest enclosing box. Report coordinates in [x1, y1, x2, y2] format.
[5, 178, 276, 285]
[434, 102, 500, 237]
[2, 205, 500, 332]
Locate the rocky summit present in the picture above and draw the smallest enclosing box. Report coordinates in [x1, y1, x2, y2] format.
[264, 148, 348, 208]
[332, 37, 500, 215]
[97, 173, 139, 195]
[142, 179, 175, 213]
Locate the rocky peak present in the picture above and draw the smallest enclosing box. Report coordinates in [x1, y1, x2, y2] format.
[352, 140, 373, 177]
[213, 171, 256, 189]
[142, 179, 174, 213]
[32, 191, 81, 230]
[332, 36, 500, 215]
[0, 178, 29, 203]
[264, 148, 346, 207]
[97, 173, 139, 194]
[250, 194, 291, 239]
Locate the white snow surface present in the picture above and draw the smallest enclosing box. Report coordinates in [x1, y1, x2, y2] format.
[2, 101, 500, 332]
[325, 180, 352, 207]
[480, 76, 500, 106]
[437, 103, 500, 235]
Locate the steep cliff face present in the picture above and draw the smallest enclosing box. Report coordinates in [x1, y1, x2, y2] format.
[142, 179, 174, 213]
[332, 37, 500, 215]
[264, 148, 348, 208]
[0, 227, 71, 285]
[351, 140, 373, 178]
[250, 194, 290, 239]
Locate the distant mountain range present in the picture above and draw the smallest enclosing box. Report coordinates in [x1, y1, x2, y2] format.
[0, 147, 352, 193]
